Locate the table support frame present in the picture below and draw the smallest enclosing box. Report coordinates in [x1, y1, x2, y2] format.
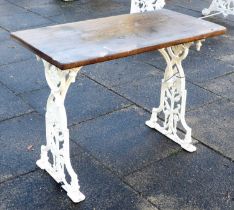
[146, 41, 203, 153]
[36, 58, 85, 203]
[35, 40, 203, 202]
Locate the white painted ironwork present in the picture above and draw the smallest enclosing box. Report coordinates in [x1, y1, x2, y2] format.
[36, 57, 85, 203]
[130, 0, 199, 152]
[202, 0, 234, 17]
[145, 41, 203, 152]
[131, 0, 165, 13]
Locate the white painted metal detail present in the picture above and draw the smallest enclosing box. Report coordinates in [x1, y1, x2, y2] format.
[145, 42, 203, 153]
[202, 0, 234, 17]
[36, 57, 85, 203]
[130, 0, 200, 152]
[131, 0, 165, 13]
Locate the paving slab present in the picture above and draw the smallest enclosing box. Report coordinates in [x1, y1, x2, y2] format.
[202, 72, 234, 101]
[21, 76, 132, 126]
[125, 144, 234, 210]
[165, 4, 201, 18]
[0, 83, 32, 121]
[143, 49, 234, 84]
[111, 74, 220, 112]
[184, 51, 234, 84]
[7, 0, 57, 8]
[0, 146, 157, 210]
[82, 58, 163, 88]
[0, 58, 47, 94]
[0, 2, 26, 17]
[199, 23, 234, 57]
[168, 0, 214, 13]
[0, 11, 54, 31]
[219, 54, 234, 66]
[48, 7, 95, 24]
[168, 0, 234, 23]
[0, 0, 7, 5]
[70, 106, 182, 177]
[0, 28, 9, 42]
[0, 112, 81, 183]
[0, 40, 33, 66]
[27, 3, 64, 18]
[187, 99, 234, 160]
[112, 47, 234, 85]
[77, 0, 128, 16]
[129, 50, 163, 67]
[217, 31, 234, 65]
[49, 0, 128, 24]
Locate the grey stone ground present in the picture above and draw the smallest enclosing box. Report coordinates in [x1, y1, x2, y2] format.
[0, 0, 233, 209]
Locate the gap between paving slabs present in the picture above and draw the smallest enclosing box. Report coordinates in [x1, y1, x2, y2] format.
[0, 106, 179, 209]
[81, 72, 213, 137]
[69, 105, 199, 177]
[0, 146, 158, 210]
[124, 143, 234, 210]
[0, 111, 91, 185]
[82, 63, 234, 164]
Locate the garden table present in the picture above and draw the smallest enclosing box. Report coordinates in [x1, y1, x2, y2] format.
[11, 9, 225, 203]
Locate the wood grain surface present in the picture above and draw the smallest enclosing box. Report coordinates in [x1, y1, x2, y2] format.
[11, 9, 226, 70]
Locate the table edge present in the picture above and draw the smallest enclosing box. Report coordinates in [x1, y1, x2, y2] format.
[11, 24, 226, 70]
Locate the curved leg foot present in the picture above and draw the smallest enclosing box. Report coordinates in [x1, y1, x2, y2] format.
[181, 143, 197, 153]
[67, 190, 86, 203]
[202, 8, 211, 16]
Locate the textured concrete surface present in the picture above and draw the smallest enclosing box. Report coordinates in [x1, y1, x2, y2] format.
[125, 144, 234, 210]
[0, 59, 47, 94]
[187, 99, 234, 160]
[70, 106, 182, 177]
[0, 83, 32, 121]
[0, 0, 233, 209]
[21, 76, 132, 126]
[203, 72, 234, 101]
[0, 147, 157, 210]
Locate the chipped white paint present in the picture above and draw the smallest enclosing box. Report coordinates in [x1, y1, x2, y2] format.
[146, 42, 203, 152]
[131, 0, 165, 13]
[36, 57, 85, 203]
[203, 0, 234, 17]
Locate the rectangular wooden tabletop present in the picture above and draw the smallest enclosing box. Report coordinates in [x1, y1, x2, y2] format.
[11, 9, 226, 70]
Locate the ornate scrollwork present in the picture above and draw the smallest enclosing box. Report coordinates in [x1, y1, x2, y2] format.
[131, 0, 165, 13]
[146, 42, 203, 152]
[202, 0, 234, 17]
[36, 58, 85, 203]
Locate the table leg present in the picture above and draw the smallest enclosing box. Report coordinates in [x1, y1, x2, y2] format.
[130, 0, 165, 13]
[146, 42, 203, 152]
[36, 58, 85, 203]
[202, 0, 234, 17]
